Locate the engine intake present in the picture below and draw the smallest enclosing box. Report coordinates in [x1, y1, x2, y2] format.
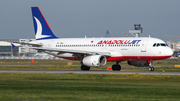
[81, 55, 107, 67]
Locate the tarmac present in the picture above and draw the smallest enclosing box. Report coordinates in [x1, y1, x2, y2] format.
[0, 69, 180, 75]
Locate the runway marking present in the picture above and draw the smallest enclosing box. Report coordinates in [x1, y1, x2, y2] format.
[0, 69, 180, 75]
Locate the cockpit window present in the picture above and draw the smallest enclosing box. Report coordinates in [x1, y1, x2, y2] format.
[153, 43, 167, 47]
[153, 43, 156, 47]
[160, 43, 166, 46]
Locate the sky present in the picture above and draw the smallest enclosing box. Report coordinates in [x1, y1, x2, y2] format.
[0, 0, 180, 42]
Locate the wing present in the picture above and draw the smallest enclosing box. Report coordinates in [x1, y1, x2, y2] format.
[24, 46, 111, 57]
[12, 42, 42, 47]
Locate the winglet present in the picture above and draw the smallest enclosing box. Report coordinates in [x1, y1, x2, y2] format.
[31, 7, 58, 40]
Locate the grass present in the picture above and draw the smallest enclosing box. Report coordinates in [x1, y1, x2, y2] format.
[0, 59, 180, 71]
[0, 73, 180, 101]
[1, 59, 180, 100]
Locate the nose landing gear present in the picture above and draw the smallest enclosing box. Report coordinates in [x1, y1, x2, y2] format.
[149, 61, 154, 71]
[149, 67, 154, 71]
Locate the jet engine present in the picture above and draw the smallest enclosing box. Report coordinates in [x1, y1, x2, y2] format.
[127, 61, 149, 67]
[81, 55, 107, 67]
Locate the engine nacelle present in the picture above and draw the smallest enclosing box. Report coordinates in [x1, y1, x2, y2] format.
[127, 61, 149, 67]
[81, 55, 107, 67]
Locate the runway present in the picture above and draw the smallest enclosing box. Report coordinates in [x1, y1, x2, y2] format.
[0, 69, 180, 75]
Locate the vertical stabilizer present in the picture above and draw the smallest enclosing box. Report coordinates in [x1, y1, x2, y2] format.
[31, 7, 58, 40]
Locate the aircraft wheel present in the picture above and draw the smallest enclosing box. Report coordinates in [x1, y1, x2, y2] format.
[112, 65, 121, 71]
[112, 65, 116, 71]
[151, 67, 154, 71]
[149, 67, 154, 71]
[116, 65, 121, 71]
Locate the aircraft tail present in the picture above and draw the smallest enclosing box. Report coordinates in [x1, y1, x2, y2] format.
[31, 7, 58, 40]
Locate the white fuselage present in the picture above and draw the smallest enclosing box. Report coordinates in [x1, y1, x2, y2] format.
[30, 37, 173, 62]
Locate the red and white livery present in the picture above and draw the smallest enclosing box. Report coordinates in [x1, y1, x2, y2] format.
[24, 7, 173, 71]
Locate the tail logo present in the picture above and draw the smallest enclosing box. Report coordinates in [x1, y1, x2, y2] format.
[34, 16, 51, 39]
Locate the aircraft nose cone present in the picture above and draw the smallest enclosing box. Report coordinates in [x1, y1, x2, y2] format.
[166, 48, 173, 56]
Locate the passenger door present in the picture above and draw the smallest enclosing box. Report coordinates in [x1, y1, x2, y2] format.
[141, 40, 148, 52]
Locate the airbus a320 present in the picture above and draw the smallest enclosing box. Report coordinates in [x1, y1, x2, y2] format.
[18, 7, 173, 71]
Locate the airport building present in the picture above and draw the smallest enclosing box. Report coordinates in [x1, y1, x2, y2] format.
[19, 39, 37, 56]
[0, 39, 36, 56]
[166, 41, 180, 51]
[0, 39, 19, 56]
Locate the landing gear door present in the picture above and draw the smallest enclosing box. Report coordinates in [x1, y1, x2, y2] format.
[141, 40, 148, 52]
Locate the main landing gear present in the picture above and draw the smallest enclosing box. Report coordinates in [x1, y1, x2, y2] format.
[112, 62, 121, 71]
[81, 65, 90, 71]
[149, 61, 154, 71]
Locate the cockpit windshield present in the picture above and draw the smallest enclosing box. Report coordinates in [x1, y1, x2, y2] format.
[153, 43, 167, 47]
[160, 43, 166, 46]
[153, 43, 156, 47]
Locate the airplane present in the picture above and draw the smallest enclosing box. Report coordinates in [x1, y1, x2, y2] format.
[19, 7, 173, 71]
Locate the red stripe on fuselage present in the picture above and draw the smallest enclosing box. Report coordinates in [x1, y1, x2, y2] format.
[119, 56, 171, 61]
[58, 56, 171, 61]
